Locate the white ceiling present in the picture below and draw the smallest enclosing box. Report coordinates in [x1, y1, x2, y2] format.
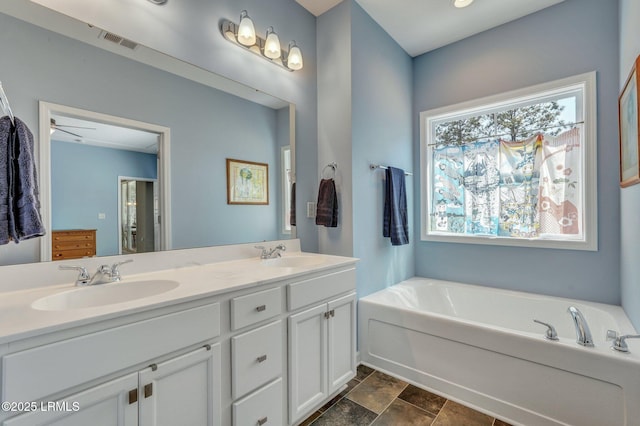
[296, 0, 564, 57]
[51, 114, 159, 154]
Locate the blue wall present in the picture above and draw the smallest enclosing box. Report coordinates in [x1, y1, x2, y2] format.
[51, 141, 157, 256]
[316, 0, 414, 298]
[351, 1, 415, 298]
[413, 0, 621, 304]
[23, 0, 319, 254]
[317, 1, 354, 257]
[619, 0, 640, 329]
[0, 11, 288, 264]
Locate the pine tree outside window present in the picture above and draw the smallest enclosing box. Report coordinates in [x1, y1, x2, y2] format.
[420, 72, 597, 251]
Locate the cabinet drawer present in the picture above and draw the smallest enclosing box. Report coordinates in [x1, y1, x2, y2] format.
[2, 303, 220, 403]
[52, 247, 96, 260]
[288, 268, 356, 311]
[230, 287, 282, 330]
[233, 378, 282, 426]
[231, 320, 282, 399]
[52, 231, 95, 242]
[53, 240, 95, 251]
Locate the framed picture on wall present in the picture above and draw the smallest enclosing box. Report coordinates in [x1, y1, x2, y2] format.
[619, 54, 640, 187]
[226, 158, 269, 205]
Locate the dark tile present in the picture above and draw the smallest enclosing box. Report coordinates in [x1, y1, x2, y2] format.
[432, 401, 493, 426]
[347, 371, 408, 414]
[344, 378, 361, 394]
[318, 378, 360, 412]
[355, 364, 375, 381]
[311, 398, 378, 426]
[398, 384, 447, 416]
[493, 419, 514, 426]
[318, 391, 345, 412]
[299, 410, 322, 426]
[372, 398, 435, 426]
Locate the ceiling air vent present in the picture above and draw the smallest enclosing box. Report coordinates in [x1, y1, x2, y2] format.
[99, 31, 139, 50]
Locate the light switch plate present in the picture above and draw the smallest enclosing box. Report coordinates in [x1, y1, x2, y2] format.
[306, 202, 316, 218]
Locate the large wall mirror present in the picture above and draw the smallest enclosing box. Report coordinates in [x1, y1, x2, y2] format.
[0, 2, 296, 266]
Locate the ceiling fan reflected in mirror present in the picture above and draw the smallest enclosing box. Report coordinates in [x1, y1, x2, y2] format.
[50, 118, 96, 138]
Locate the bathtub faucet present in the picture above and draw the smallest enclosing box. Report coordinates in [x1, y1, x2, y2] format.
[567, 306, 594, 347]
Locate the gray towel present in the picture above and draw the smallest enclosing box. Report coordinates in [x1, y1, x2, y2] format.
[0, 116, 46, 244]
[383, 166, 409, 245]
[290, 182, 296, 226]
[315, 178, 338, 227]
[0, 117, 10, 244]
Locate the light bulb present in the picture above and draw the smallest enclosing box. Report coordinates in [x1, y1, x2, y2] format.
[453, 0, 474, 8]
[264, 27, 281, 59]
[287, 42, 303, 71]
[237, 10, 256, 46]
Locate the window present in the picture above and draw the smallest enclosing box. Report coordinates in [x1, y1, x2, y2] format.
[420, 72, 597, 250]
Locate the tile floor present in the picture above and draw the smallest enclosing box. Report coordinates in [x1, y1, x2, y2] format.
[300, 365, 513, 426]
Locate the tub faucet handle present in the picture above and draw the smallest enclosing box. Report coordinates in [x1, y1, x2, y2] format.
[607, 330, 640, 353]
[533, 319, 559, 341]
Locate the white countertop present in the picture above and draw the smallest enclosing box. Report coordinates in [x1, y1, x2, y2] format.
[0, 251, 358, 345]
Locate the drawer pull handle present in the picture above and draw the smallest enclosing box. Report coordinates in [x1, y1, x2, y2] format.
[144, 383, 153, 398]
[128, 389, 138, 405]
[256, 354, 267, 363]
[257, 416, 268, 425]
[149, 363, 158, 372]
[330, 309, 335, 317]
[203, 344, 212, 351]
[256, 305, 267, 312]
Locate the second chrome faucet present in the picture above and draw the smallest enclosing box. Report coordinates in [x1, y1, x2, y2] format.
[567, 306, 594, 347]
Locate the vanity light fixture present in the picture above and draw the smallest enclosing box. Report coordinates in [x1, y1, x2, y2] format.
[263, 27, 281, 59]
[237, 10, 256, 46]
[221, 11, 303, 72]
[285, 41, 303, 71]
[453, 0, 474, 7]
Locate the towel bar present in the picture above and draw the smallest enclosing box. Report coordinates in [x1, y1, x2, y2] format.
[370, 164, 413, 176]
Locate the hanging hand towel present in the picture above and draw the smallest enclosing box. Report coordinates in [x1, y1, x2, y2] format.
[290, 182, 296, 226]
[0, 116, 11, 244]
[8, 117, 46, 243]
[316, 178, 338, 227]
[383, 166, 409, 245]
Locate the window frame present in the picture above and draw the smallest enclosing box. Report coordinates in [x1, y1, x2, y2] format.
[420, 72, 598, 251]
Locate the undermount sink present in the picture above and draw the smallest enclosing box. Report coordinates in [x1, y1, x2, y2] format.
[31, 280, 180, 311]
[261, 255, 325, 268]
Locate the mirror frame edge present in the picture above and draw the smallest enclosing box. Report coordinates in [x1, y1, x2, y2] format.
[38, 100, 172, 261]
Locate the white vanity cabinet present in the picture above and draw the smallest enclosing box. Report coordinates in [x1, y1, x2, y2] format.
[3, 372, 139, 426]
[0, 251, 358, 426]
[1, 302, 222, 426]
[287, 268, 357, 424]
[4, 344, 220, 426]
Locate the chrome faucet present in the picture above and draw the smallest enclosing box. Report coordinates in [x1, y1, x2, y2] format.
[255, 244, 287, 259]
[59, 259, 133, 286]
[567, 306, 594, 347]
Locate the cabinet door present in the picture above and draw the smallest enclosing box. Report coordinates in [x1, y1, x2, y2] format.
[139, 344, 220, 426]
[288, 303, 328, 424]
[3, 373, 138, 426]
[327, 292, 357, 394]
